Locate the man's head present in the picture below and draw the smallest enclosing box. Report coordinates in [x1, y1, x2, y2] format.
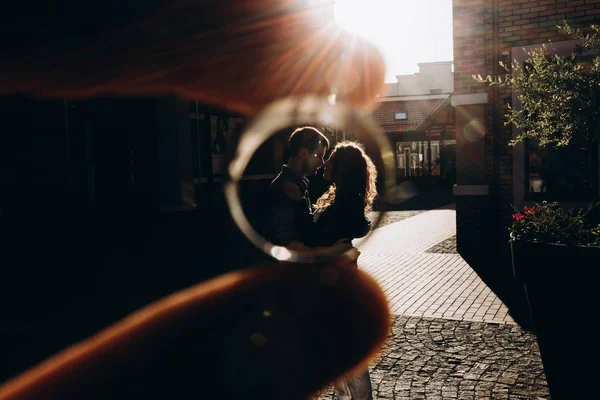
[287, 126, 329, 176]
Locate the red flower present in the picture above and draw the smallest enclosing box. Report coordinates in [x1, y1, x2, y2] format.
[512, 213, 524, 221]
[524, 206, 537, 215]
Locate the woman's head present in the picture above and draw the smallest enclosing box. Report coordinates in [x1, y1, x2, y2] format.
[316, 141, 378, 214]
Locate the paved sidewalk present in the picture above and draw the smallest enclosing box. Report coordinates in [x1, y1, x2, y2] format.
[356, 207, 514, 325]
[314, 205, 549, 399]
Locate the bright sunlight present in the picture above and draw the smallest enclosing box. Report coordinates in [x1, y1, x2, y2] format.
[334, 0, 453, 82]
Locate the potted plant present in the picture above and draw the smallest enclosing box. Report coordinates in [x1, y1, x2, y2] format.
[509, 201, 600, 399]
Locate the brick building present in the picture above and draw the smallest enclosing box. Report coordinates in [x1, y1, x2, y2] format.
[451, 0, 600, 321]
[373, 62, 456, 183]
[452, 0, 600, 244]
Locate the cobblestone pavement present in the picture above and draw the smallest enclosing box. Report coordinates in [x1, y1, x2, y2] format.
[310, 205, 550, 399]
[426, 235, 457, 254]
[313, 316, 549, 400]
[369, 211, 428, 230]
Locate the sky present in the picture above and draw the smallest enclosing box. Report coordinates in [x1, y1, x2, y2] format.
[334, 0, 453, 83]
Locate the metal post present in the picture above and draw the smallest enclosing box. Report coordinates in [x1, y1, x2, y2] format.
[420, 141, 424, 176]
[427, 132, 432, 175]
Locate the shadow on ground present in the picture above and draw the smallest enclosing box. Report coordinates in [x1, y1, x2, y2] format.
[459, 237, 535, 332]
[377, 184, 455, 212]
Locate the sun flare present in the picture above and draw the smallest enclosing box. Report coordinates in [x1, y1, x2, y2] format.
[334, 0, 453, 82]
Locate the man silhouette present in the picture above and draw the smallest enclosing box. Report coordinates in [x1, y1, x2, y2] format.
[265, 126, 329, 250]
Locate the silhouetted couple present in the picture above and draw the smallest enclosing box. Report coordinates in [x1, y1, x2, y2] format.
[265, 126, 378, 400]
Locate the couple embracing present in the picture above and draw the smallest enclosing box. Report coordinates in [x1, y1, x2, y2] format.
[265, 126, 378, 400]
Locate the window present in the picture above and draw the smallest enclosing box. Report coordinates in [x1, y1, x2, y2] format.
[410, 154, 419, 174]
[526, 137, 597, 200]
[394, 112, 407, 120]
[397, 153, 405, 169]
[424, 141, 441, 166]
[430, 89, 443, 95]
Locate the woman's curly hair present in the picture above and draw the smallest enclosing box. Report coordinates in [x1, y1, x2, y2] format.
[315, 141, 378, 216]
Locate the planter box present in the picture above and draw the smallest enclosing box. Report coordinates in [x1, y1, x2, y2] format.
[511, 240, 600, 399]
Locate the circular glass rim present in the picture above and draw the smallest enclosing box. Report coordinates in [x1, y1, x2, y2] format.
[224, 95, 395, 263]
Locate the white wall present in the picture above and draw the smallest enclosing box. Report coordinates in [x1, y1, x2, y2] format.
[386, 61, 454, 96]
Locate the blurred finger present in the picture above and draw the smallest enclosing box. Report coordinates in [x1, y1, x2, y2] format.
[0, 0, 385, 115]
[0, 259, 389, 400]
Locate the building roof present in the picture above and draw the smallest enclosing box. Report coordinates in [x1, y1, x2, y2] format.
[372, 97, 448, 133]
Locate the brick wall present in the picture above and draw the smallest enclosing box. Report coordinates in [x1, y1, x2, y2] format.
[453, 0, 600, 220]
[453, 0, 489, 96]
[451, 0, 600, 323]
